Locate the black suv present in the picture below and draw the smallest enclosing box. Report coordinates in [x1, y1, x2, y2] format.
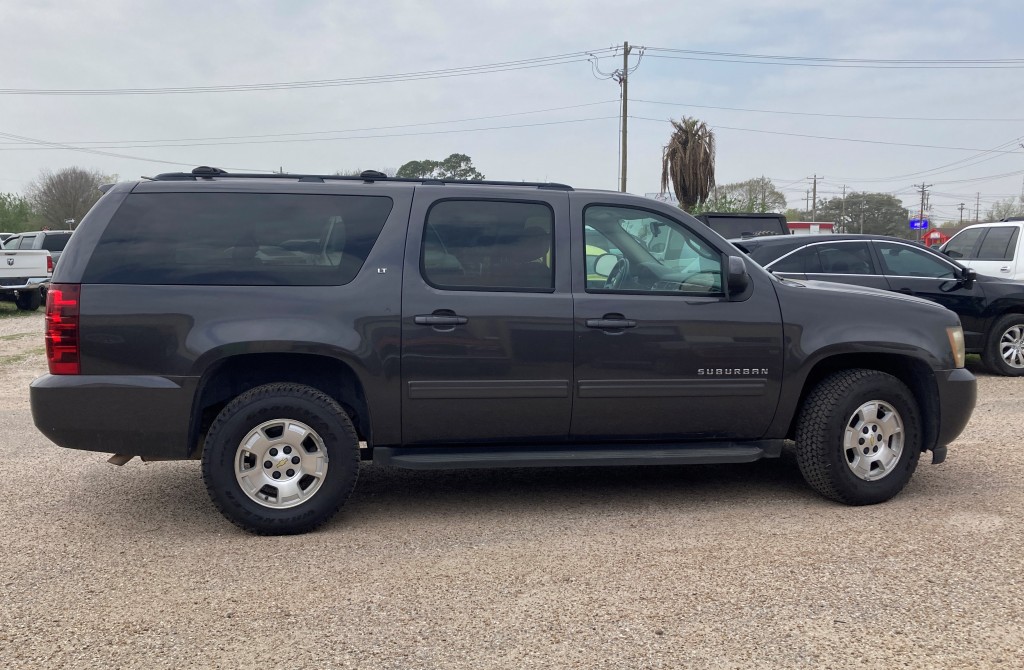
[31, 168, 976, 534]
[734, 233, 1024, 376]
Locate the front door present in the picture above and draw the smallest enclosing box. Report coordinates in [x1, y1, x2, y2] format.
[873, 239, 988, 349]
[401, 187, 573, 445]
[570, 198, 784, 441]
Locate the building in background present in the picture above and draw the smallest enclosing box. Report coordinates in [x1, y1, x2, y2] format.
[787, 221, 835, 235]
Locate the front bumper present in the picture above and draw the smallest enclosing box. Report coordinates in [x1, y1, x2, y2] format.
[931, 367, 977, 463]
[30, 374, 198, 459]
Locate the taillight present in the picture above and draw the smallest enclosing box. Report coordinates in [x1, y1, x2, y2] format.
[46, 255, 54, 274]
[45, 283, 80, 375]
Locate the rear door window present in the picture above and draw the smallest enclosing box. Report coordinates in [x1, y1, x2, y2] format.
[83, 193, 393, 285]
[810, 242, 875, 275]
[976, 226, 1019, 260]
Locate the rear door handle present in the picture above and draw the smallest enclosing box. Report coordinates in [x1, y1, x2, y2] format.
[586, 318, 637, 329]
[414, 314, 468, 326]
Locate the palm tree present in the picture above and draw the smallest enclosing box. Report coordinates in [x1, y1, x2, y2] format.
[660, 117, 716, 211]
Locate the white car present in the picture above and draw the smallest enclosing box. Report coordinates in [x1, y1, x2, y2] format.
[941, 219, 1024, 280]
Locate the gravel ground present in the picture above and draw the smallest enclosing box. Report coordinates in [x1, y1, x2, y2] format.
[1, 304, 1022, 669]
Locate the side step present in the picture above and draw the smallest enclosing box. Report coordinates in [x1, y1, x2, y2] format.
[373, 440, 785, 470]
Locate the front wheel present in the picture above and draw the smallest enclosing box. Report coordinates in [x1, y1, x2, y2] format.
[795, 369, 921, 505]
[202, 383, 360, 535]
[982, 314, 1024, 376]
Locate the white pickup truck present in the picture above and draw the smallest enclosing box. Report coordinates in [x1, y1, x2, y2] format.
[0, 238, 52, 311]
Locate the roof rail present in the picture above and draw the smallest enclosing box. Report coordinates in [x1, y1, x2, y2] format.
[150, 167, 574, 191]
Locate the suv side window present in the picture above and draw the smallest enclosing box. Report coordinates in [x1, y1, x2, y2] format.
[584, 205, 723, 295]
[876, 242, 956, 278]
[812, 242, 875, 275]
[976, 226, 1019, 260]
[41, 234, 70, 252]
[944, 228, 984, 259]
[82, 193, 393, 285]
[18, 235, 36, 249]
[421, 200, 554, 291]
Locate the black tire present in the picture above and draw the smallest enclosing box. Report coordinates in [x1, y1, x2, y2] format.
[201, 383, 360, 535]
[794, 369, 921, 505]
[982, 313, 1024, 376]
[15, 289, 41, 311]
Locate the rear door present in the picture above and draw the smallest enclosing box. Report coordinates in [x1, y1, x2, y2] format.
[765, 240, 890, 290]
[970, 226, 1020, 278]
[400, 187, 574, 445]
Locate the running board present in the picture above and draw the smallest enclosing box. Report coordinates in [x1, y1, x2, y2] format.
[373, 440, 785, 470]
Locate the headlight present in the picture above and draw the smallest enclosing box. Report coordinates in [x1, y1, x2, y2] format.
[947, 326, 965, 368]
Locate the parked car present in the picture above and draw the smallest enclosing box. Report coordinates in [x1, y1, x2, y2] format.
[939, 218, 1024, 281]
[733, 233, 1024, 376]
[3, 230, 73, 268]
[30, 167, 975, 534]
[696, 212, 790, 239]
[0, 236, 52, 310]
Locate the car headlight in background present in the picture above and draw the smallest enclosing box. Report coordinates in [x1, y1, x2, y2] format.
[947, 326, 966, 368]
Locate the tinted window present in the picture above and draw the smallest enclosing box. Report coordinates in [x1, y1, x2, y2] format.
[585, 205, 722, 295]
[422, 200, 554, 291]
[876, 242, 955, 278]
[943, 228, 984, 259]
[976, 227, 1019, 260]
[767, 245, 822, 274]
[41, 234, 70, 252]
[700, 215, 787, 239]
[83, 193, 393, 285]
[811, 242, 874, 275]
[18, 235, 36, 249]
[3, 236, 20, 249]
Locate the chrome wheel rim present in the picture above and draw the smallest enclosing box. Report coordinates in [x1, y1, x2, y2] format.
[843, 401, 904, 481]
[999, 324, 1024, 369]
[234, 419, 329, 508]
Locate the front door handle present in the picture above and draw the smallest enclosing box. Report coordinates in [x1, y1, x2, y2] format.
[414, 314, 468, 326]
[1001, 267, 1011, 273]
[586, 316, 637, 329]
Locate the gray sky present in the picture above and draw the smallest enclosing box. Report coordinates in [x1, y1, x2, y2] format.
[2, 0, 1022, 224]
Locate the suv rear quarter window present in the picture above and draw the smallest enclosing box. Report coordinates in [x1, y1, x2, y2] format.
[83, 193, 393, 285]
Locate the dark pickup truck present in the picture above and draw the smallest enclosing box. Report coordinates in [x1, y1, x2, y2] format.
[31, 168, 976, 534]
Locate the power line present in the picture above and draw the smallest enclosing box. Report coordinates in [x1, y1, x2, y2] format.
[643, 47, 1024, 69]
[630, 116, 1024, 154]
[0, 116, 620, 151]
[0, 130, 265, 170]
[633, 98, 1024, 122]
[0, 49, 619, 96]
[0, 100, 619, 147]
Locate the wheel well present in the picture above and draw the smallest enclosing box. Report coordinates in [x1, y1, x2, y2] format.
[789, 353, 940, 451]
[188, 353, 371, 457]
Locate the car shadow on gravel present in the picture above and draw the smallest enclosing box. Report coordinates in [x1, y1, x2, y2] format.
[69, 451, 833, 536]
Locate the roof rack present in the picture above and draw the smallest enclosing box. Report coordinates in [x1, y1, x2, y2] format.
[151, 166, 574, 191]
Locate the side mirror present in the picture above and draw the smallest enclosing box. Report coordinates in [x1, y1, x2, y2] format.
[960, 267, 977, 283]
[727, 255, 750, 296]
[594, 253, 620, 277]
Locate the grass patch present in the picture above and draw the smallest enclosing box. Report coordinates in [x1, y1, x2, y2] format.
[0, 302, 40, 319]
[0, 332, 35, 342]
[0, 347, 45, 366]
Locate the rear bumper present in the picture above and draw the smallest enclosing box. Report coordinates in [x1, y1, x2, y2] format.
[932, 367, 977, 460]
[0, 278, 47, 291]
[30, 374, 197, 459]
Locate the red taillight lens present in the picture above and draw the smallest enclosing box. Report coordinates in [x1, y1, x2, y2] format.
[46, 255, 54, 274]
[45, 283, 80, 375]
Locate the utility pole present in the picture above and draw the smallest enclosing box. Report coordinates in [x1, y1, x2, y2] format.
[916, 183, 932, 242]
[958, 202, 966, 225]
[619, 41, 630, 193]
[840, 185, 847, 233]
[975, 192, 980, 223]
[805, 189, 810, 216]
[807, 174, 821, 222]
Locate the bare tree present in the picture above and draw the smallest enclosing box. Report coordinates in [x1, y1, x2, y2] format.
[26, 167, 109, 229]
[660, 117, 716, 211]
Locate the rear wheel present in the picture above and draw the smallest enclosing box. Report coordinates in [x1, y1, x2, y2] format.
[201, 383, 360, 535]
[982, 313, 1024, 376]
[15, 289, 41, 311]
[795, 369, 921, 505]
